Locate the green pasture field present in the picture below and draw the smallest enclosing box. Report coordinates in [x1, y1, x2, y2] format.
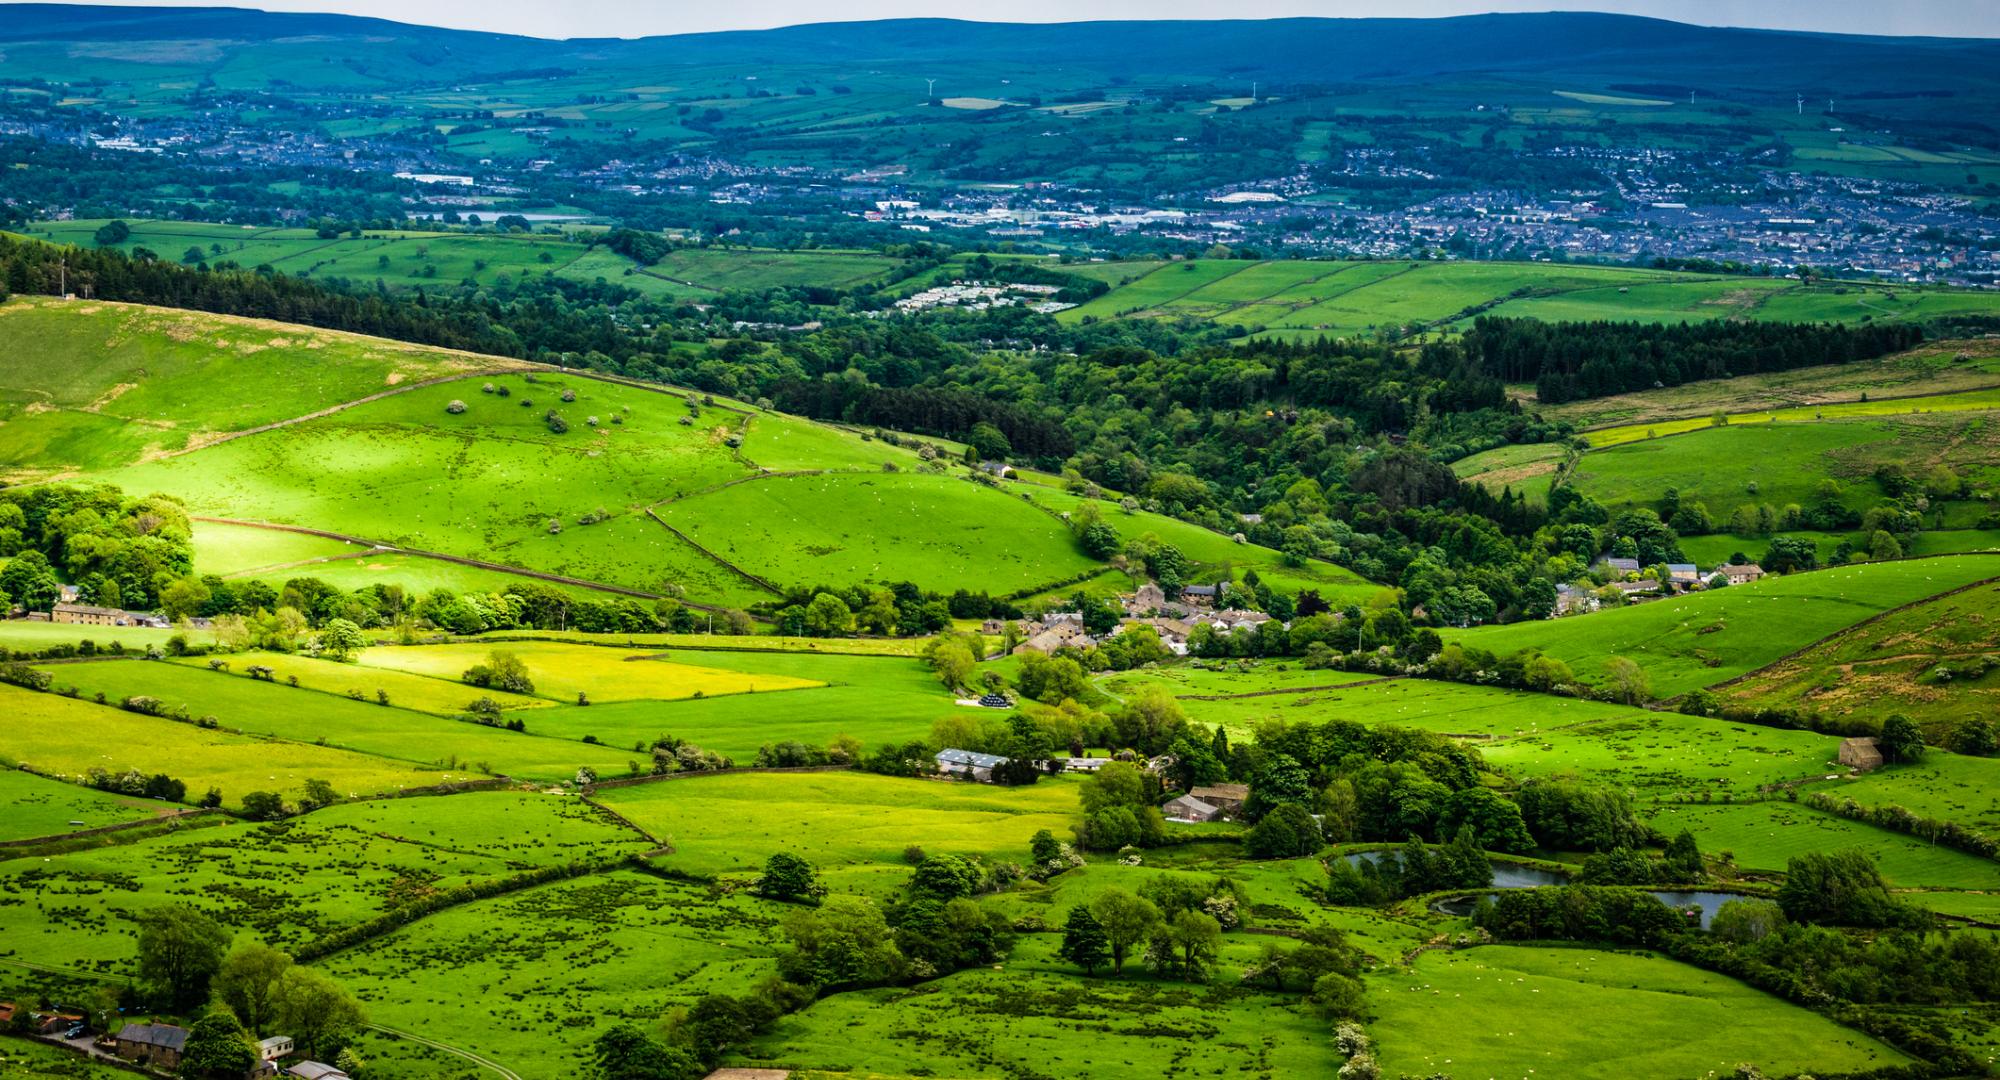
[0, 790, 649, 973]
[223, 547, 632, 600]
[322, 869, 786, 1079]
[644, 246, 903, 292]
[0, 766, 176, 841]
[29, 659, 625, 784]
[1722, 582, 2000, 731]
[191, 520, 363, 577]
[353, 640, 823, 704]
[1100, 662, 1380, 699]
[1531, 339, 2000, 431]
[1449, 555, 2000, 697]
[0, 1036, 135, 1079]
[0, 619, 182, 654]
[1583, 387, 2000, 448]
[1479, 277, 1794, 324]
[654, 472, 1102, 596]
[0, 683, 470, 807]
[737, 409, 941, 472]
[476, 629, 932, 656]
[0, 297, 511, 480]
[1567, 419, 1899, 517]
[1450, 441, 1564, 497]
[1674, 529, 2000, 568]
[1485, 711, 1841, 799]
[1802, 752, 2000, 836]
[1642, 800, 2000, 890]
[168, 651, 555, 715]
[90, 371, 772, 602]
[1137, 674, 1650, 742]
[1571, 412, 2000, 527]
[594, 771, 1080, 880]
[738, 932, 1334, 1080]
[1369, 946, 1908, 1079]
[22, 220, 599, 294]
[519, 650, 973, 762]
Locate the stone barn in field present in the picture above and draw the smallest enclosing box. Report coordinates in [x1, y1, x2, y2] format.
[1839, 737, 1884, 773]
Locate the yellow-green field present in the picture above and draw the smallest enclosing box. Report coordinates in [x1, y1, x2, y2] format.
[353, 640, 823, 703]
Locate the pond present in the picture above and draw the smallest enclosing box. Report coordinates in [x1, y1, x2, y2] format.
[1430, 889, 1743, 928]
[1343, 852, 1569, 889]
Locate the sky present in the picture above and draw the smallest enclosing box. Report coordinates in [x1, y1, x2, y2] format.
[22, 0, 2000, 39]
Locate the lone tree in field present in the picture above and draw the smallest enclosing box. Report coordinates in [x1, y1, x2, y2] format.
[1602, 657, 1651, 706]
[1059, 905, 1110, 975]
[1087, 888, 1160, 976]
[1879, 714, 1926, 764]
[316, 618, 367, 662]
[755, 852, 824, 903]
[136, 904, 230, 1009]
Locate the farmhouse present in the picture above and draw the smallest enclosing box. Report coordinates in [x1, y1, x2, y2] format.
[936, 748, 1010, 781]
[1188, 783, 1250, 817]
[1839, 737, 1885, 773]
[51, 603, 159, 627]
[1554, 584, 1599, 616]
[1666, 563, 1702, 586]
[1162, 794, 1221, 822]
[1717, 563, 1766, 585]
[1180, 581, 1230, 607]
[116, 1022, 191, 1069]
[1013, 622, 1094, 655]
[1123, 582, 1169, 615]
[977, 461, 1016, 479]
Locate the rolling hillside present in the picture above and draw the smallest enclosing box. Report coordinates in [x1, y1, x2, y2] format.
[9, 296, 1363, 608]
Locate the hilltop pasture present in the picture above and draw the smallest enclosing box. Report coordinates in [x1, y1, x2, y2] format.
[92, 371, 770, 601]
[0, 297, 513, 479]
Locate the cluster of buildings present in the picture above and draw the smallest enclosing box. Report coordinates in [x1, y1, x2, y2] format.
[888, 280, 1073, 314]
[1555, 560, 1766, 615]
[0, 1007, 347, 1080]
[987, 580, 1277, 657]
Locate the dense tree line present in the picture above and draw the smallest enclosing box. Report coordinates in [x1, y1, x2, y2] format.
[1457, 316, 1924, 404]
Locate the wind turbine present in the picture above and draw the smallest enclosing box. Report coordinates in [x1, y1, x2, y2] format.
[1796, 94, 1804, 115]
[925, 78, 937, 100]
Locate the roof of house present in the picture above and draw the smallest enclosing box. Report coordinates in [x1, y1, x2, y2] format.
[1162, 794, 1219, 818]
[287, 1064, 350, 1080]
[936, 748, 1010, 769]
[52, 603, 125, 617]
[1667, 563, 1699, 574]
[1721, 563, 1765, 576]
[1190, 783, 1250, 802]
[1182, 583, 1222, 596]
[118, 1023, 190, 1050]
[1599, 557, 1641, 572]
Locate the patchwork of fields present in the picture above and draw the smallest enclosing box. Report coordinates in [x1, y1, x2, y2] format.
[1056, 258, 2000, 338]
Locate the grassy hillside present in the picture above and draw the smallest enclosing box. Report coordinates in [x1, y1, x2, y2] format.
[0, 297, 516, 480]
[1447, 555, 2000, 698]
[1723, 581, 2000, 731]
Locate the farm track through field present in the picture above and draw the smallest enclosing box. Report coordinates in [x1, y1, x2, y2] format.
[642, 507, 787, 597]
[367, 1024, 522, 1080]
[151, 369, 521, 460]
[219, 548, 378, 579]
